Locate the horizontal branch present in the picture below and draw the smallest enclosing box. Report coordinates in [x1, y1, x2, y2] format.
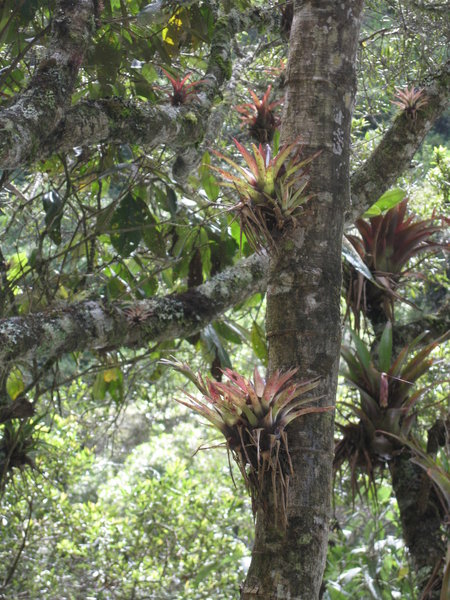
[41, 96, 211, 157]
[0, 7, 264, 170]
[0, 253, 268, 373]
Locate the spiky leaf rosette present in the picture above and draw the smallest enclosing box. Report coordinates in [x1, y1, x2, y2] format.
[391, 86, 428, 120]
[235, 85, 283, 143]
[162, 359, 330, 525]
[0, 417, 45, 483]
[335, 323, 447, 497]
[160, 67, 204, 106]
[211, 139, 318, 253]
[344, 198, 445, 327]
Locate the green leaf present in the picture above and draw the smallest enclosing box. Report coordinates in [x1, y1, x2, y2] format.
[137, 275, 159, 297]
[110, 194, 165, 258]
[198, 228, 211, 277]
[350, 330, 372, 373]
[200, 152, 220, 201]
[202, 324, 232, 369]
[110, 193, 144, 257]
[273, 129, 280, 155]
[342, 237, 375, 282]
[92, 372, 107, 401]
[363, 188, 405, 217]
[213, 321, 243, 345]
[141, 210, 166, 257]
[378, 322, 393, 372]
[251, 321, 268, 365]
[6, 368, 25, 400]
[165, 186, 178, 216]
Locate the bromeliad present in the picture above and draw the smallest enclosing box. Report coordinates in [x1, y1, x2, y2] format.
[160, 67, 204, 106]
[235, 85, 282, 143]
[162, 359, 330, 526]
[392, 86, 428, 120]
[344, 198, 445, 327]
[211, 138, 318, 252]
[334, 323, 447, 497]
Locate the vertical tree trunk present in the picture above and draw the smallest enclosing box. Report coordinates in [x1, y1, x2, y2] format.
[241, 2, 364, 598]
[390, 452, 446, 599]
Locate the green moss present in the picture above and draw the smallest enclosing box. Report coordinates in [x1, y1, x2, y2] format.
[283, 239, 295, 252]
[298, 533, 313, 545]
[214, 55, 232, 80]
[185, 111, 197, 124]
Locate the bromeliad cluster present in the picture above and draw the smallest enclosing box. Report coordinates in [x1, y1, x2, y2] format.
[163, 360, 330, 525]
[344, 198, 445, 327]
[334, 323, 446, 497]
[211, 138, 318, 252]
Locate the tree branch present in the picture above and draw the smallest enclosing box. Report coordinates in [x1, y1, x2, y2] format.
[0, 253, 268, 373]
[0, 7, 268, 171]
[0, 0, 96, 169]
[348, 59, 450, 224]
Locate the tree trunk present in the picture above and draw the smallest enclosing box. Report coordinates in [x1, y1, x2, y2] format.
[241, 2, 364, 598]
[390, 452, 446, 599]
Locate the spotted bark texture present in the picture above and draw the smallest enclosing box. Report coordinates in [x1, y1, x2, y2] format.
[241, 2, 364, 598]
[0, 253, 268, 374]
[0, 0, 96, 169]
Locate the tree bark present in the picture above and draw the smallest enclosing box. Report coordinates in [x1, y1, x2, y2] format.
[241, 2, 363, 598]
[389, 452, 446, 599]
[0, 253, 267, 375]
[0, 0, 96, 169]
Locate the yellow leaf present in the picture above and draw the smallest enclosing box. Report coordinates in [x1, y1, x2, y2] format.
[6, 368, 25, 400]
[103, 368, 118, 382]
[56, 285, 69, 299]
[162, 28, 174, 45]
[398, 566, 409, 579]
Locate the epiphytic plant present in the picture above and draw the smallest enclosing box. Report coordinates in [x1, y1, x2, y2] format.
[392, 86, 428, 120]
[344, 198, 445, 327]
[334, 323, 446, 497]
[235, 85, 282, 143]
[160, 67, 204, 106]
[212, 138, 318, 252]
[0, 417, 46, 494]
[162, 359, 330, 526]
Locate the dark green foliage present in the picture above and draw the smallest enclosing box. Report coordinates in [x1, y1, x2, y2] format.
[335, 324, 446, 496]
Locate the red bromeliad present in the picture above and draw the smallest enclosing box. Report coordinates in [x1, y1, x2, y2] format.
[160, 67, 204, 106]
[235, 85, 282, 143]
[162, 359, 330, 525]
[344, 198, 445, 326]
